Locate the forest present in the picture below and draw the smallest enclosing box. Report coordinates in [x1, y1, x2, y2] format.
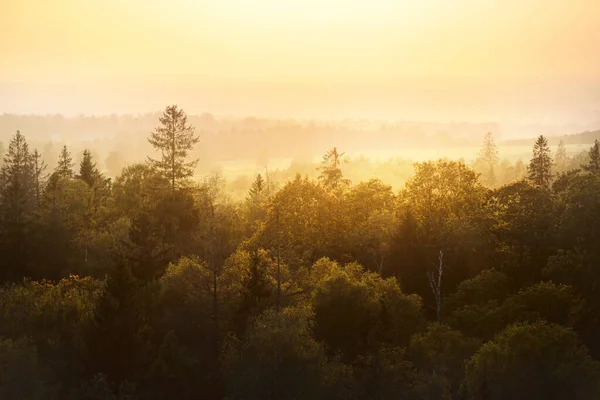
[1, 104, 600, 399]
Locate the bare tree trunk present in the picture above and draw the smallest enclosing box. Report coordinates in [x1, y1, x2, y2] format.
[427, 250, 444, 323]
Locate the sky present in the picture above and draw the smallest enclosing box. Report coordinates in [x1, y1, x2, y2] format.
[1, 0, 600, 125]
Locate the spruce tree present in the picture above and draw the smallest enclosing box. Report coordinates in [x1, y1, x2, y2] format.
[31, 149, 47, 205]
[527, 135, 553, 188]
[555, 140, 568, 173]
[247, 173, 265, 203]
[147, 105, 199, 194]
[0, 131, 36, 222]
[55, 145, 74, 178]
[582, 139, 600, 175]
[77, 149, 97, 187]
[0, 131, 37, 281]
[318, 147, 350, 190]
[478, 132, 500, 187]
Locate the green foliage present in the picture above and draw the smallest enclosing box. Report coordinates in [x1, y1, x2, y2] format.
[147, 105, 199, 193]
[444, 269, 511, 314]
[475, 132, 499, 186]
[582, 139, 600, 174]
[527, 135, 553, 188]
[55, 145, 74, 178]
[222, 306, 353, 400]
[317, 147, 350, 190]
[489, 180, 554, 285]
[554, 139, 569, 174]
[0, 337, 55, 399]
[407, 323, 480, 398]
[312, 260, 423, 361]
[464, 321, 600, 400]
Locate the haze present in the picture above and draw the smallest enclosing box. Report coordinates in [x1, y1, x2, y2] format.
[2, 0, 599, 126]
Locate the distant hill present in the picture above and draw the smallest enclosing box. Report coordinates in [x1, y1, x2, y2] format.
[502, 129, 600, 147]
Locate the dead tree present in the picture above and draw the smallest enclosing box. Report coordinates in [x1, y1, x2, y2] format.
[427, 250, 444, 323]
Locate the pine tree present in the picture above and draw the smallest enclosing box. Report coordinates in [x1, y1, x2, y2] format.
[0, 131, 36, 222]
[247, 173, 265, 202]
[55, 145, 74, 178]
[555, 140, 568, 173]
[317, 147, 350, 190]
[582, 139, 600, 175]
[478, 132, 500, 187]
[31, 149, 47, 205]
[77, 149, 97, 187]
[147, 105, 199, 194]
[0, 131, 37, 281]
[527, 135, 553, 188]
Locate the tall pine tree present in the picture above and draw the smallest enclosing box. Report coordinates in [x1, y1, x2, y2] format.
[554, 140, 568, 173]
[527, 135, 553, 188]
[147, 105, 199, 194]
[478, 132, 499, 186]
[55, 145, 74, 178]
[78, 149, 98, 187]
[317, 147, 350, 190]
[0, 131, 37, 281]
[582, 139, 600, 175]
[31, 149, 47, 205]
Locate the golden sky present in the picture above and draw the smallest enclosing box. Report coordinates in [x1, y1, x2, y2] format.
[1, 0, 599, 120]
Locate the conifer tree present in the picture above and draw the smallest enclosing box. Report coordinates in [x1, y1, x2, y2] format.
[0, 131, 37, 281]
[318, 147, 350, 190]
[77, 149, 97, 187]
[147, 105, 199, 194]
[55, 145, 74, 178]
[527, 135, 553, 188]
[31, 149, 47, 205]
[247, 173, 266, 203]
[555, 140, 568, 173]
[0, 131, 36, 222]
[582, 139, 600, 175]
[478, 132, 499, 186]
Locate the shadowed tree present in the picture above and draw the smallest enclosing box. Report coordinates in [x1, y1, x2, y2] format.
[478, 132, 499, 186]
[0, 131, 37, 281]
[55, 145, 74, 178]
[147, 105, 200, 194]
[464, 321, 600, 400]
[555, 140, 568, 173]
[582, 139, 600, 175]
[31, 149, 47, 205]
[317, 147, 350, 190]
[527, 135, 553, 188]
[78, 149, 98, 187]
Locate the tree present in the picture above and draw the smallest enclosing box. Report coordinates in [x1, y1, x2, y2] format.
[555, 140, 568, 173]
[31, 149, 47, 205]
[582, 139, 600, 174]
[478, 132, 499, 186]
[55, 145, 74, 178]
[222, 306, 352, 400]
[0, 131, 37, 280]
[0, 338, 54, 399]
[78, 149, 98, 187]
[464, 321, 600, 400]
[77, 149, 110, 209]
[0, 131, 36, 217]
[246, 174, 268, 232]
[527, 135, 553, 188]
[317, 147, 350, 190]
[247, 173, 265, 202]
[407, 324, 480, 399]
[147, 105, 199, 194]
